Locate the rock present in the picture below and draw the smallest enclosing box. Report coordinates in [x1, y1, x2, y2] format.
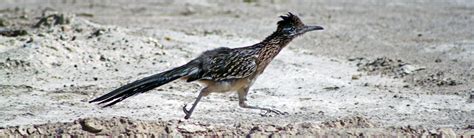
[80, 118, 103, 133]
[76, 13, 94, 17]
[0, 129, 5, 136]
[400, 64, 425, 75]
[99, 55, 107, 61]
[0, 29, 28, 37]
[27, 127, 36, 134]
[36, 127, 44, 134]
[59, 35, 69, 41]
[265, 125, 278, 132]
[428, 129, 438, 135]
[250, 125, 264, 132]
[181, 5, 196, 16]
[177, 124, 206, 133]
[17, 126, 27, 135]
[466, 124, 474, 129]
[89, 29, 106, 38]
[0, 18, 7, 27]
[438, 128, 456, 138]
[206, 125, 215, 130]
[34, 12, 72, 28]
[351, 74, 360, 80]
[299, 97, 311, 102]
[300, 122, 314, 129]
[323, 86, 340, 91]
[61, 25, 72, 32]
[468, 91, 474, 103]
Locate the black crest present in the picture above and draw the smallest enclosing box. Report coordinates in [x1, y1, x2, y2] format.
[277, 12, 303, 27]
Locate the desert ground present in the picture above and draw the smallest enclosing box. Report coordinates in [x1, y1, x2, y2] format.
[0, 0, 473, 136]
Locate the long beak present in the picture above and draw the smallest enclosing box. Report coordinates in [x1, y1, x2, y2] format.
[297, 25, 324, 35]
[302, 25, 324, 33]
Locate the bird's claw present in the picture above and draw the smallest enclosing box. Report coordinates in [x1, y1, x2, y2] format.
[182, 104, 190, 115]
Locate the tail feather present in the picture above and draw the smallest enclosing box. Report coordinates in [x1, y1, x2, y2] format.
[89, 64, 197, 107]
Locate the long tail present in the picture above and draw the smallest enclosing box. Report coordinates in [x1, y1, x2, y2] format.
[89, 63, 197, 107]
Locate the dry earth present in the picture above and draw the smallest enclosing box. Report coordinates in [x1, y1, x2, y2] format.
[0, 0, 473, 137]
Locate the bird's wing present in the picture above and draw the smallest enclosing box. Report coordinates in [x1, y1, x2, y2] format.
[187, 47, 258, 81]
[203, 51, 257, 80]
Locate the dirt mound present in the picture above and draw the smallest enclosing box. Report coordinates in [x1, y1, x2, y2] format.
[321, 116, 374, 128]
[0, 10, 170, 92]
[0, 116, 401, 136]
[351, 57, 464, 88]
[0, 117, 166, 136]
[2, 116, 470, 136]
[351, 57, 425, 78]
[415, 72, 462, 87]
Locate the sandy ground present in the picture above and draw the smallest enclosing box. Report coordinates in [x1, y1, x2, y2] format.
[0, 0, 473, 136]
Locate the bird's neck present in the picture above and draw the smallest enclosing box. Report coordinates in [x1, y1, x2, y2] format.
[261, 32, 294, 48]
[254, 32, 294, 73]
[257, 32, 294, 56]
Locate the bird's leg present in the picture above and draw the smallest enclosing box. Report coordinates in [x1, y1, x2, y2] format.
[237, 87, 287, 115]
[182, 87, 208, 119]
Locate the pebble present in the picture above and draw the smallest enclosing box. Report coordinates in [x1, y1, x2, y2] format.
[80, 119, 103, 133]
[61, 25, 71, 32]
[265, 126, 278, 132]
[165, 125, 176, 134]
[177, 124, 206, 133]
[438, 128, 455, 137]
[36, 128, 44, 134]
[27, 127, 36, 134]
[400, 64, 425, 75]
[351, 74, 360, 80]
[17, 126, 27, 135]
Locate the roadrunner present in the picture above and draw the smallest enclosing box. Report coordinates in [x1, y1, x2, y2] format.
[90, 12, 323, 119]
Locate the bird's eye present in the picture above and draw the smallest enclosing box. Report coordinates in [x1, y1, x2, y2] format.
[282, 26, 295, 32]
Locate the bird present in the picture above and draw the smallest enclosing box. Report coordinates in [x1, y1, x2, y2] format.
[89, 12, 324, 119]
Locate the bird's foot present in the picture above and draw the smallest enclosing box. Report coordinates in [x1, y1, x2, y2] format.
[260, 108, 288, 117]
[182, 104, 190, 114]
[182, 104, 192, 119]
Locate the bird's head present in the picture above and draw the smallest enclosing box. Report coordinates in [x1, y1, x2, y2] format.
[276, 12, 324, 38]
